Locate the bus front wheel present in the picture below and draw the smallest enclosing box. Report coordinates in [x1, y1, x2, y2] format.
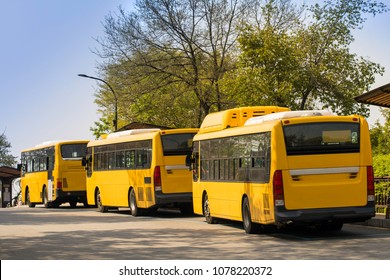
[96, 189, 108, 213]
[26, 189, 36, 208]
[203, 193, 216, 224]
[242, 197, 259, 234]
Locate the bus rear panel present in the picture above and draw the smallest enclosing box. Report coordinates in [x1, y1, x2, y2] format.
[273, 117, 375, 226]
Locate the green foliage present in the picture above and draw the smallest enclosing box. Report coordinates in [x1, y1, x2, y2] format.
[90, 117, 111, 140]
[372, 154, 390, 206]
[93, 0, 388, 128]
[0, 132, 17, 166]
[370, 108, 390, 155]
[222, 0, 386, 115]
[373, 154, 390, 177]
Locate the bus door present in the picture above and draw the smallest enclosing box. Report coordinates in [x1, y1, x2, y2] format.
[47, 148, 54, 202]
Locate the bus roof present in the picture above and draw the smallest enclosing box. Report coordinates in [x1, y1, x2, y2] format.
[198, 106, 290, 134]
[22, 140, 90, 152]
[244, 110, 334, 126]
[194, 109, 364, 141]
[88, 128, 199, 147]
[106, 129, 161, 139]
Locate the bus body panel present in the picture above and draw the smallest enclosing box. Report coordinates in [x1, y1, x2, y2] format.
[60, 161, 87, 193]
[161, 155, 193, 194]
[192, 108, 375, 230]
[20, 140, 88, 206]
[283, 154, 367, 210]
[22, 171, 47, 203]
[86, 128, 198, 211]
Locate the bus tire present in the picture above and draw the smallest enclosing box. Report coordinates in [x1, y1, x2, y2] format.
[26, 188, 36, 208]
[129, 188, 141, 217]
[242, 196, 259, 234]
[315, 221, 344, 231]
[203, 193, 216, 224]
[179, 204, 194, 215]
[42, 187, 51, 208]
[96, 189, 108, 213]
[69, 200, 77, 208]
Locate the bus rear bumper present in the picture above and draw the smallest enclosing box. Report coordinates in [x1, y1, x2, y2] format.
[155, 191, 192, 206]
[55, 190, 87, 203]
[274, 204, 376, 225]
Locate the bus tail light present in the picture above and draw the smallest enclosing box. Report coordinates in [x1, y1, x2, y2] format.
[56, 179, 62, 189]
[154, 166, 162, 192]
[367, 166, 375, 202]
[273, 170, 285, 206]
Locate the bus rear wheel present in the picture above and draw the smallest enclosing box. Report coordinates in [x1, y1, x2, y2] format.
[203, 193, 216, 224]
[96, 189, 108, 213]
[315, 221, 344, 231]
[69, 200, 77, 208]
[129, 188, 141, 217]
[43, 187, 51, 208]
[242, 197, 259, 234]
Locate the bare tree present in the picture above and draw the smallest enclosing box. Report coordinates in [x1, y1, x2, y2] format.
[97, 0, 255, 125]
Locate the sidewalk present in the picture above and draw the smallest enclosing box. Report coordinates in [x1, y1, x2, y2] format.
[359, 214, 390, 229]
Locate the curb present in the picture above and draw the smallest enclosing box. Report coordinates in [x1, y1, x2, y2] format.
[356, 214, 390, 229]
[361, 218, 390, 229]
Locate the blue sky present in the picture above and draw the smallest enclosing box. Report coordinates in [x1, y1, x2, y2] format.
[1, 0, 390, 160]
[0, 0, 134, 158]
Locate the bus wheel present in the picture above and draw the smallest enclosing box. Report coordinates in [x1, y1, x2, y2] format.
[203, 193, 216, 224]
[179, 204, 194, 215]
[242, 197, 259, 234]
[26, 189, 36, 208]
[96, 189, 108, 213]
[315, 221, 344, 231]
[129, 188, 141, 217]
[69, 201, 77, 208]
[43, 187, 51, 208]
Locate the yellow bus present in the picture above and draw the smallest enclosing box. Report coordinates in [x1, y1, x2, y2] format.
[20, 140, 89, 208]
[84, 128, 198, 215]
[190, 106, 375, 233]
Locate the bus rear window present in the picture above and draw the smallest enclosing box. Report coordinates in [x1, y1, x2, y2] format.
[283, 122, 360, 155]
[61, 144, 87, 159]
[161, 133, 196, 156]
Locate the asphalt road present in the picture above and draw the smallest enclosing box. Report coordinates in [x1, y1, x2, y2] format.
[1, 205, 390, 260]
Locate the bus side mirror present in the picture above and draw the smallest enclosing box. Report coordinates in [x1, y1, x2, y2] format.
[185, 154, 193, 170]
[17, 163, 23, 171]
[81, 157, 87, 167]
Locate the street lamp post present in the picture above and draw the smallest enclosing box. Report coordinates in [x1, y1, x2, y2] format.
[78, 74, 118, 131]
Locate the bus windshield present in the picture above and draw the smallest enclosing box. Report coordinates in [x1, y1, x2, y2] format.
[61, 144, 87, 159]
[161, 133, 196, 156]
[283, 122, 360, 155]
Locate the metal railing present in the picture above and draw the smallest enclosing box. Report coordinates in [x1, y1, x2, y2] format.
[374, 177, 390, 218]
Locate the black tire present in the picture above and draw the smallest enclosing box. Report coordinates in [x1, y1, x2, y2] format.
[129, 188, 141, 216]
[69, 201, 77, 208]
[315, 221, 344, 231]
[203, 193, 216, 224]
[242, 196, 259, 234]
[96, 189, 108, 213]
[179, 204, 194, 215]
[43, 187, 51, 208]
[26, 189, 36, 208]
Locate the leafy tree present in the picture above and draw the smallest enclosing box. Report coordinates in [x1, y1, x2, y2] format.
[95, 0, 256, 127]
[370, 108, 390, 155]
[90, 117, 111, 139]
[92, 0, 387, 131]
[0, 132, 17, 166]
[222, 0, 387, 116]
